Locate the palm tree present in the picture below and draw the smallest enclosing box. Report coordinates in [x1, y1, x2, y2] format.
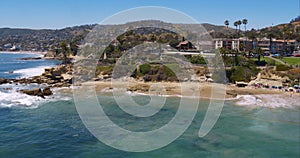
[242, 19, 248, 52]
[237, 20, 242, 32]
[242, 19, 248, 31]
[234, 21, 239, 34]
[224, 20, 229, 29]
[224, 20, 230, 50]
[247, 31, 257, 57]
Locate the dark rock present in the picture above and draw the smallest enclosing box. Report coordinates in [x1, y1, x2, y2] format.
[226, 90, 237, 98]
[43, 87, 53, 96]
[21, 88, 45, 98]
[0, 78, 8, 84]
[19, 57, 42, 60]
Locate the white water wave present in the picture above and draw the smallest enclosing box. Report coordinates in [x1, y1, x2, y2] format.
[0, 86, 72, 109]
[0, 91, 43, 108]
[13, 65, 53, 78]
[235, 94, 300, 109]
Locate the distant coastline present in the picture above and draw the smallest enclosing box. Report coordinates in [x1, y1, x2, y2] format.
[0, 50, 48, 55]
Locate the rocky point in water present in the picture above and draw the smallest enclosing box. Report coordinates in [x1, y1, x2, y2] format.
[0, 64, 73, 98]
[20, 87, 52, 99]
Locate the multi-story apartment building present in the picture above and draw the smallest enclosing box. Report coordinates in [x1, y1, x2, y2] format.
[213, 38, 298, 55]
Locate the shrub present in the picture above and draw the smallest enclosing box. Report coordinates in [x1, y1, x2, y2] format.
[255, 60, 267, 66]
[227, 66, 258, 82]
[139, 63, 151, 75]
[188, 55, 206, 64]
[268, 60, 276, 66]
[276, 65, 290, 71]
[162, 65, 176, 77]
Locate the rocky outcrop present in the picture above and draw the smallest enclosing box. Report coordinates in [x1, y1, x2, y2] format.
[29, 64, 73, 87]
[0, 78, 9, 84]
[226, 90, 238, 98]
[0, 64, 74, 99]
[21, 88, 44, 98]
[20, 87, 53, 98]
[19, 57, 42, 60]
[43, 87, 53, 96]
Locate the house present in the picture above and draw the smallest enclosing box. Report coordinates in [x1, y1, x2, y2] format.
[176, 40, 196, 51]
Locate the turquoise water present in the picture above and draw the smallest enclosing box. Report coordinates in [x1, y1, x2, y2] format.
[0, 95, 299, 158]
[0, 52, 299, 157]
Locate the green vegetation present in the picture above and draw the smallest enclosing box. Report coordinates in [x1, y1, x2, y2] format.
[185, 55, 206, 64]
[251, 57, 282, 66]
[226, 66, 259, 82]
[95, 65, 114, 75]
[103, 28, 181, 59]
[162, 65, 176, 77]
[130, 64, 178, 82]
[164, 64, 182, 74]
[139, 63, 151, 75]
[280, 57, 300, 66]
[276, 65, 291, 71]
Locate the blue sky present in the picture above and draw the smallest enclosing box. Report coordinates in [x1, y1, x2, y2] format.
[0, 0, 299, 29]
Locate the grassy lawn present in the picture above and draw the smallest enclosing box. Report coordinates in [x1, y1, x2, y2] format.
[280, 57, 300, 65]
[251, 57, 282, 66]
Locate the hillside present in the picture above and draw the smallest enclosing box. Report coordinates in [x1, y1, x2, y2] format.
[248, 17, 300, 40]
[0, 22, 232, 52]
[0, 25, 95, 51]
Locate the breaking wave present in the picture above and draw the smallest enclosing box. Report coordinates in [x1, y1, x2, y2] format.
[235, 94, 300, 109]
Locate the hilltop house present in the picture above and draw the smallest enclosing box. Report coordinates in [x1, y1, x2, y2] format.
[176, 40, 196, 51]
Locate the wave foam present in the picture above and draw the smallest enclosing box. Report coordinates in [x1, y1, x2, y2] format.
[0, 91, 43, 108]
[0, 86, 72, 109]
[13, 66, 52, 78]
[235, 94, 300, 109]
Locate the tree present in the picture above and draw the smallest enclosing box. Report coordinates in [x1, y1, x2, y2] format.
[234, 49, 239, 66]
[60, 42, 70, 64]
[234, 21, 239, 34]
[267, 33, 274, 53]
[242, 19, 248, 52]
[242, 19, 248, 32]
[69, 41, 79, 56]
[237, 20, 242, 33]
[254, 47, 264, 62]
[224, 20, 229, 29]
[246, 30, 257, 55]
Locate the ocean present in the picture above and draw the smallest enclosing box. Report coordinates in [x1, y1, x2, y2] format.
[0, 52, 299, 158]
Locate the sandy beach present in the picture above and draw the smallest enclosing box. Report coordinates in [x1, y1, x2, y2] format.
[79, 81, 295, 99]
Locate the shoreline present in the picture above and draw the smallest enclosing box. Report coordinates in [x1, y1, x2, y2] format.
[79, 81, 299, 99]
[0, 51, 49, 55]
